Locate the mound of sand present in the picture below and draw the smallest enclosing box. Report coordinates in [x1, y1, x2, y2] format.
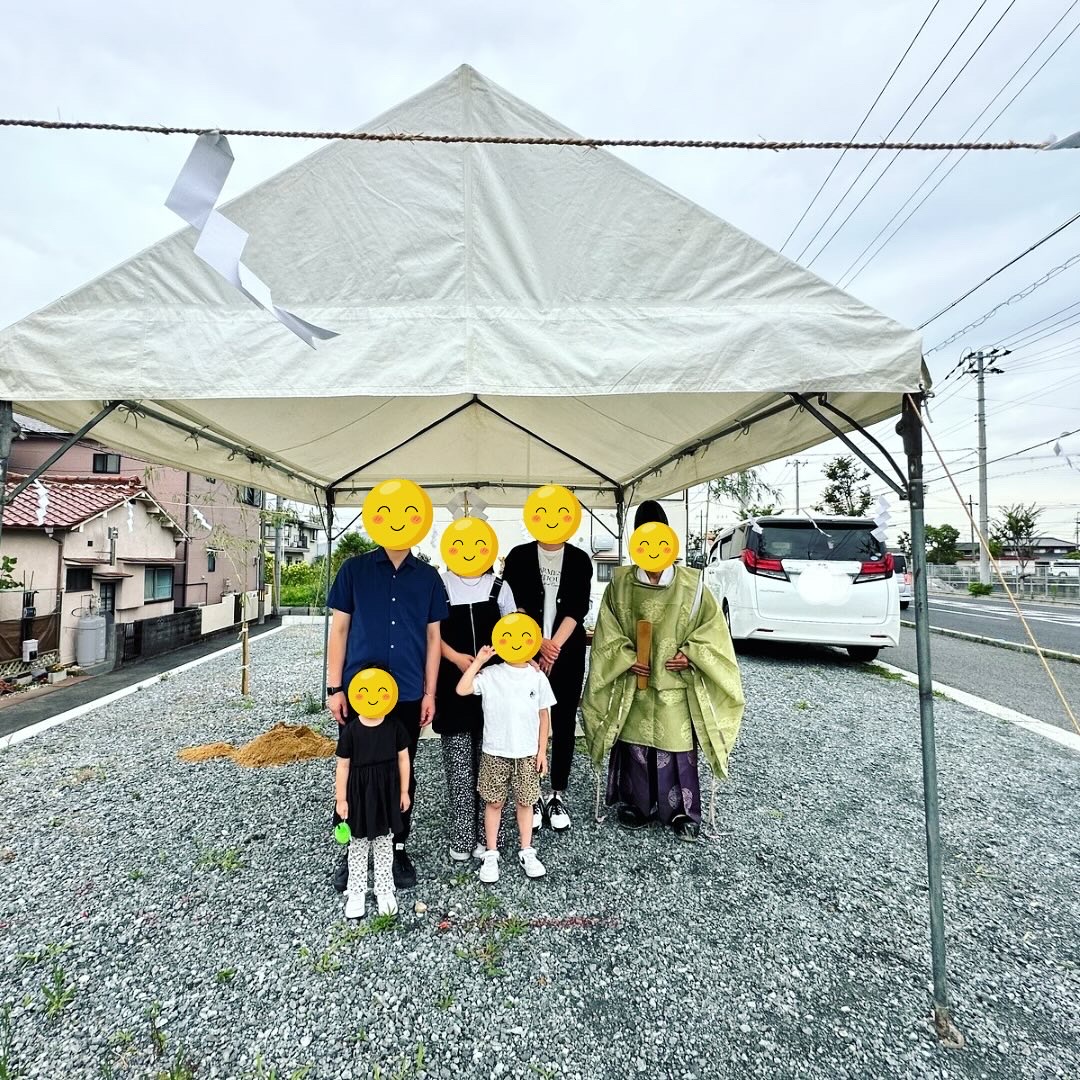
[179, 723, 336, 768]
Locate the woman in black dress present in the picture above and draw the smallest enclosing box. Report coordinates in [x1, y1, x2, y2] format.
[435, 566, 517, 860]
[334, 709, 411, 919]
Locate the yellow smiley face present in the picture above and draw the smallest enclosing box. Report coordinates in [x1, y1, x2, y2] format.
[630, 522, 680, 572]
[491, 612, 542, 663]
[347, 667, 399, 720]
[362, 479, 433, 549]
[441, 517, 498, 576]
[523, 484, 581, 544]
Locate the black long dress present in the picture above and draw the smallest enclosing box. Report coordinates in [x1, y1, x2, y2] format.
[335, 717, 408, 841]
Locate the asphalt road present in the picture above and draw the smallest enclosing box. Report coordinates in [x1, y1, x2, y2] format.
[885, 625, 1080, 735]
[919, 593, 1080, 657]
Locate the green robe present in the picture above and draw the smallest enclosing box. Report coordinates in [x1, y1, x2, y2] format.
[581, 565, 744, 778]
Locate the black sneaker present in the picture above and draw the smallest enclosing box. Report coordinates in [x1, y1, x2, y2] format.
[617, 805, 649, 830]
[671, 815, 700, 842]
[392, 846, 417, 890]
[333, 851, 349, 893]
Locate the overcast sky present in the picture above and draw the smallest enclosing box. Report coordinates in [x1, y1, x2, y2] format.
[1, 0, 1078, 542]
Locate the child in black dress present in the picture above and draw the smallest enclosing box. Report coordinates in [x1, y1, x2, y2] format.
[334, 683, 412, 919]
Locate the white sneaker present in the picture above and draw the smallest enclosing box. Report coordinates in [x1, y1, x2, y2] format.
[376, 891, 398, 916]
[344, 891, 366, 919]
[518, 847, 546, 879]
[532, 801, 544, 831]
[479, 851, 500, 884]
[472, 843, 487, 860]
[449, 848, 470, 862]
[546, 794, 571, 831]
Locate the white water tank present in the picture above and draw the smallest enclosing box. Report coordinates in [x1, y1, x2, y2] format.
[76, 614, 106, 666]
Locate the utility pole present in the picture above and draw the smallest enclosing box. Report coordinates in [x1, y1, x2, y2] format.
[965, 348, 1007, 585]
[790, 458, 808, 512]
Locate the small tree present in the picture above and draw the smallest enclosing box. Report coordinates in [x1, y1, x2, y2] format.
[896, 531, 912, 557]
[924, 524, 961, 565]
[991, 503, 1042, 578]
[0, 555, 19, 590]
[709, 470, 781, 515]
[815, 456, 871, 516]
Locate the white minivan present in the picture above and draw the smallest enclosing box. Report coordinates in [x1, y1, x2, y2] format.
[705, 515, 901, 661]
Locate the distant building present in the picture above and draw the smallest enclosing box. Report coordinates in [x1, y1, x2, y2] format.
[956, 537, 1076, 561]
[1, 475, 185, 668]
[7, 416, 262, 608]
[263, 513, 322, 566]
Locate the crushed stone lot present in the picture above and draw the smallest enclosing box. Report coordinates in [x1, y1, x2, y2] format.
[0, 626, 1077, 1080]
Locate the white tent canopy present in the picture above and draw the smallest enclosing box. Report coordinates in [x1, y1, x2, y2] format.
[0, 65, 923, 509]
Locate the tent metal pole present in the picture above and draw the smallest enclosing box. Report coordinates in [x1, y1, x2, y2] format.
[898, 394, 961, 1045]
[614, 488, 625, 562]
[0, 401, 13, 555]
[320, 489, 335, 702]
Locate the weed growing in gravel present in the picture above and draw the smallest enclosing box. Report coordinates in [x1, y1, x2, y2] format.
[302, 694, 323, 715]
[246, 1053, 312, 1079]
[197, 847, 244, 873]
[860, 664, 904, 682]
[448, 869, 471, 887]
[436, 986, 454, 1009]
[371, 1042, 427, 1080]
[41, 964, 75, 1019]
[109, 1031, 134, 1048]
[155, 1051, 197, 1080]
[529, 1066, 559, 1080]
[794, 700, 810, 711]
[147, 1002, 168, 1060]
[215, 968, 236, 985]
[66, 765, 106, 786]
[17, 942, 70, 968]
[0, 1003, 19, 1080]
[312, 949, 340, 975]
[129, 869, 146, 882]
[240, 697, 256, 710]
[454, 898, 528, 978]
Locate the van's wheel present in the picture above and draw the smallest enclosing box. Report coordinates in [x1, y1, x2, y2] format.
[900, 601, 910, 610]
[847, 646, 880, 662]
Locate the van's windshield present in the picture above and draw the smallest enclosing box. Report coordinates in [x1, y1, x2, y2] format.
[757, 522, 884, 562]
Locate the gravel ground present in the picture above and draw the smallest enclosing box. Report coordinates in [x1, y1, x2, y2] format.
[0, 626, 1077, 1080]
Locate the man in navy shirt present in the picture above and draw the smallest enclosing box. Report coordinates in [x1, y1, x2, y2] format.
[326, 545, 448, 890]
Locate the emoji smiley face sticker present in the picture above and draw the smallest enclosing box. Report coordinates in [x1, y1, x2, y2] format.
[630, 522, 680, 573]
[523, 484, 581, 545]
[347, 668, 399, 720]
[491, 613, 542, 663]
[362, 479, 433, 549]
[441, 517, 498, 577]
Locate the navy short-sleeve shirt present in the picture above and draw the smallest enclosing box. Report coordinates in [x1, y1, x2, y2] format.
[328, 549, 449, 701]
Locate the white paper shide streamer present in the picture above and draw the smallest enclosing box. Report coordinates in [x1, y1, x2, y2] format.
[126, 500, 135, 533]
[871, 496, 891, 545]
[445, 489, 490, 521]
[165, 134, 339, 349]
[190, 506, 212, 532]
[33, 479, 49, 526]
[1053, 441, 1077, 471]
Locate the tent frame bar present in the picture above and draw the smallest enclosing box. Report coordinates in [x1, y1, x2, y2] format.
[790, 393, 908, 498]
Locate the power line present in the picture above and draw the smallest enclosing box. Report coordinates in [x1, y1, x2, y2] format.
[994, 296, 1080, 347]
[793, 0, 992, 265]
[806, 0, 1019, 270]
[838, 2, 1080, 288]
[778, 0, 942, 254]
[921, 224, 1080, 341]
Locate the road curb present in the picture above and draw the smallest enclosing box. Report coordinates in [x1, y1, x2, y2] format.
[901, 620, 1080, 666]
[870, 660, 1080, 754]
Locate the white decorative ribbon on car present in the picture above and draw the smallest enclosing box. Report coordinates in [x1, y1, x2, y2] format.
[165, 133, 339, 349]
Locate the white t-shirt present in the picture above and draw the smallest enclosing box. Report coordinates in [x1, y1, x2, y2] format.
[473, 663, 557, 759]
[441, 571, 517, 616]
[537, 545, 564, 639]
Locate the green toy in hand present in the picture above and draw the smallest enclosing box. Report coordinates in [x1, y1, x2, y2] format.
[334, 821, 352, 845]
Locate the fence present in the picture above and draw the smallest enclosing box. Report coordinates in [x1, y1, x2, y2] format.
[928, 563, 1080, 602]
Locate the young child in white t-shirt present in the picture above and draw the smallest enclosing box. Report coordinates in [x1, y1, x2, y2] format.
[456, 644, 556, 883]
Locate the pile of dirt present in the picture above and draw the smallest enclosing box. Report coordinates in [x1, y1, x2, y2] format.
[179, 723, 336, 768]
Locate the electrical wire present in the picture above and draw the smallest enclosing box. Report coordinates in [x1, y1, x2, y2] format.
[778, 0, 942, 255]
[838, 1, 1080, 288]
[806, 0, 1018, 270]
[921, 234, 1080, 343]
[793, 0, 991, 266]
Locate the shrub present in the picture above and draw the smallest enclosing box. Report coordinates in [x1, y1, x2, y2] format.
[968, 582, 992, 597]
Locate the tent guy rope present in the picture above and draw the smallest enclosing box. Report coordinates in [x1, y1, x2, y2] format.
[0, 117, 1066, 151]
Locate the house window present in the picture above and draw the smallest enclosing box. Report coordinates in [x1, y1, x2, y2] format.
[93, 453, 121, 474]
[240, 487, 262, 507]
[207, 550, 217, 573]
[66, 567, 93, 592]
[595, 562, 614, 582]
[144, 566, 174, 602]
